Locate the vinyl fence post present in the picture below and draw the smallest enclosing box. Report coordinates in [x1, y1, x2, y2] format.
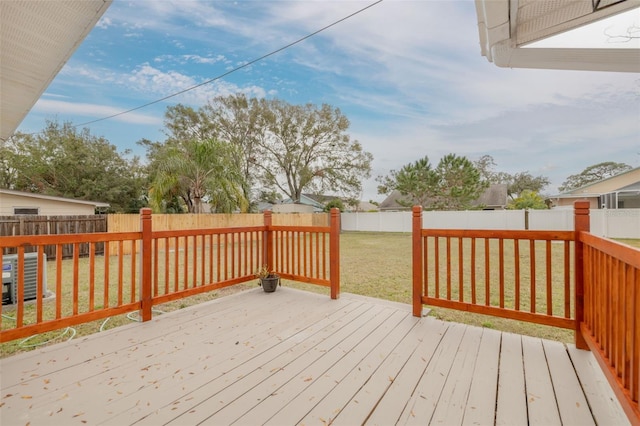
[574, 201, 590, 350]
[140, 208, 152, 322]
[412, 206, 424, 317]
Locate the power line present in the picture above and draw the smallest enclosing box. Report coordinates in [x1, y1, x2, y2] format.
[73, 0, 384, 128]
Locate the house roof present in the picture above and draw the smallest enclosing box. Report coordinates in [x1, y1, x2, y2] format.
[0, 0, 112, 140]
[552, 166, 640, 198]
[475, 0, 639, 72]
[0, 188, 110, 209]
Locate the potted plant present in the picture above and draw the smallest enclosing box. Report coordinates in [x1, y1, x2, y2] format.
[255, 265, 280, 293]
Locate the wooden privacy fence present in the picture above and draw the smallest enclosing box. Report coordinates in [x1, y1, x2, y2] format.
[0, 215, 107, 258]
[0, 209, 340, 343]
[412, 201, 640, 423]
[107, 212, 329, 256]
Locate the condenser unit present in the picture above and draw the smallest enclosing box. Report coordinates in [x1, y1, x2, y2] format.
[2, 253, 47, 305]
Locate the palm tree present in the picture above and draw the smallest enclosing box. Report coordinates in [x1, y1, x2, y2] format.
[150, 139, 248, 213]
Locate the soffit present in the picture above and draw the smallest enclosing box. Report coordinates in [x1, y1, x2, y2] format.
[0, 0, 112, 141]
[476, 0, 640, 71]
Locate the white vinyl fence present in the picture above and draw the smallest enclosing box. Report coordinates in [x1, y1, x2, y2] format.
[341, 208, 640, 239]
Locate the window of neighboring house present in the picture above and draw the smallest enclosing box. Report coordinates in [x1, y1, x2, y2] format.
[13, 207, 39, 215]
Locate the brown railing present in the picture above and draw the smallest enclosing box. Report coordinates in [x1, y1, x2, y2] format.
[267, 209, 341, 299]
[0, 209, 340, 343]
[412, 201, 639, 423]
[578, 213, 640, 421]
[411, 206, 575, 329]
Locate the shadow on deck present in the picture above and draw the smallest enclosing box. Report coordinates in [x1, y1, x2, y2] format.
[0, 288, 628, 425]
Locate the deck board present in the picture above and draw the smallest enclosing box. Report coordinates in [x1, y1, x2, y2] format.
[495, 332, 528, 426]
[522, 336, 561, 425]
[0, 287, 629, 426]
[461, 327, 500, 425]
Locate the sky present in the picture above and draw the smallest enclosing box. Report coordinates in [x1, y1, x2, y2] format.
[16, 0, 640, 203]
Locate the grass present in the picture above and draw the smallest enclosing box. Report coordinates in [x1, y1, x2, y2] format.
[289, 232, 575, 343]
[616, 238, 640, 249]
[5, 232, 635, 357]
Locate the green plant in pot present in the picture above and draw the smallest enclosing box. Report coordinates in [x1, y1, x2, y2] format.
[255, 265, 280, 293]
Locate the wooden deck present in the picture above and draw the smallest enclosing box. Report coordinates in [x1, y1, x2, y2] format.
[0, 287, 629, 425]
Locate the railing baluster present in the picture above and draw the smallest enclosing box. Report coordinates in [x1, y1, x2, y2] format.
[530, 240, 536, 313]
[514, 239, 520, 311]
[458, 237, 463, 302]
[471, 238, 476, 305]
[546, 240, 552, 316]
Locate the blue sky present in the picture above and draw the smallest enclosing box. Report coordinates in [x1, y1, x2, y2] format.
[17, 1, 640, 202]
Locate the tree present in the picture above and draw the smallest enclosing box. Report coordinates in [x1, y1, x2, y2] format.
[254, 100, 372, 203]
[506, 172, 550, 200]
[324, 198, 345, 212]
[202, 94, 263, 208]
[507, 190, 548, 210]
[5, 120, 145, 212]
[559, 161, 632, 192]
[149, 138, 248, 213]
[473, 155, 549, 199]
[433, 154, 487, 210]
[377, 154, 486, 210]
[161, 97, 372, 209]
[377, 156, 437, 208]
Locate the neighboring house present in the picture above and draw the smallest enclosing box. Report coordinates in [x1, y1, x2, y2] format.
[281, 194, 326, 213]
[0, 189, 110, 216]
[549, 167, 640, 209]
[280, 194, 379, 213]
[379, 184, 508, 211]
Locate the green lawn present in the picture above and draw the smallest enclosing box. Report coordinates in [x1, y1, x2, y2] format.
[6, 231, 635, 357]
[289, 232, 575, 343]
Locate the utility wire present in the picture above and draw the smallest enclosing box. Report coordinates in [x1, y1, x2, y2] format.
[72, 0, 384, 128]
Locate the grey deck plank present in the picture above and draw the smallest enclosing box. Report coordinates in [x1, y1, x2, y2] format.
[543, 339, 595, 426]
[3, 290, 329, 424]
[330, 317, 449, 426]
[396, 322, 468, 425]
[198, 304, 395, 425]
[495, 332, 528, 426]
[522, 335, 562, 425]
[461, 327, 501, 426]
[567, 345, 630, 426]
[366, 322, 466, 425]
[256, 310, 414, 426]
[427, 324, 483, 425]
[0, 287, 631, 426]
[134, 296, 374, 425]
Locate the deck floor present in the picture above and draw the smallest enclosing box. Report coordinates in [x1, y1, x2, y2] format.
[0, 287, 629, 425]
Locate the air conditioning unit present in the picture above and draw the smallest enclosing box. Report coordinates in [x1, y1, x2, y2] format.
[2, 253, 47, 305]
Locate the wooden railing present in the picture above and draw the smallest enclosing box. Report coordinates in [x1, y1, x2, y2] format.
[267, 209, 341, 299]
[412, 201, 639, 423]
[411, 206, 575, 329]
[0, 209, 340, 343]
[578, 212, 640, 421]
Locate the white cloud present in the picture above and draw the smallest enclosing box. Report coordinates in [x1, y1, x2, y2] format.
[96, 16, 112, 29]
[32, 99, 161, 125]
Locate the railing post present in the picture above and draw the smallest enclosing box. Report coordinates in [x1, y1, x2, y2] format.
[140, 208, 152, 322]
[329, 208, 341, 300]
[574, 201, 590, 350]
[263, 210, 273, 271]
[412, 206, 423, 317]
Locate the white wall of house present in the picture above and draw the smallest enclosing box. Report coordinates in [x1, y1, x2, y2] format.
[341, 209, 640, 239]
[272, 203, 314, 214]
[0, 193, 97, 216]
